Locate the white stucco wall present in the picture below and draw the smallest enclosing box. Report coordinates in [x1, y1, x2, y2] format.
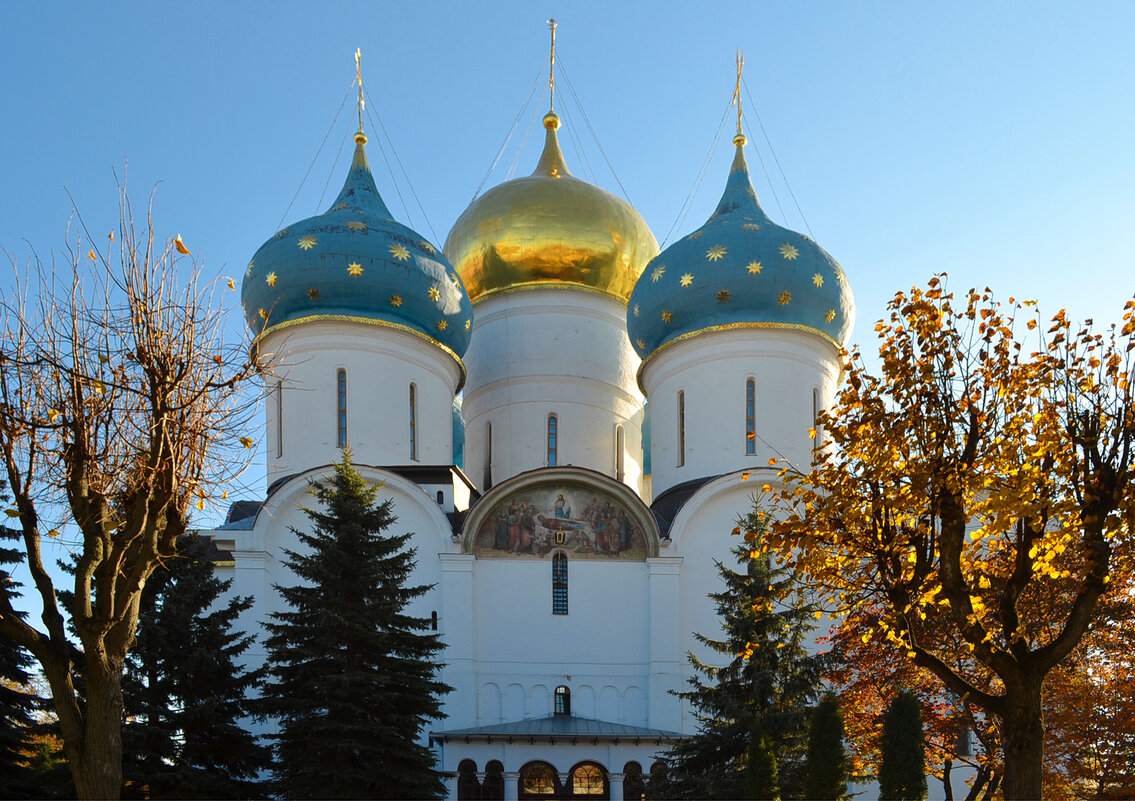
[461, 289, 644, 492]
[640, 327, 842, 498]
[256, 320, 464, 484]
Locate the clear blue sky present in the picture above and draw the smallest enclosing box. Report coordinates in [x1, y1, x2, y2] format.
[2, 1, 1134, 524]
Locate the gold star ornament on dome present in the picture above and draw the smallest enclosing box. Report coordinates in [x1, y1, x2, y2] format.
[465, 319, 471, 331]
[742, 223, 761, 231]
[813, 273, 824, 287]
[298, 235, 317, 250]
[390, 243, 411, 261]
[331, 203, 349, 212]
[716, 289, 731, 303]
[307, 288, 321, 300]
[662, 310, 673, 323]
[680, 273, 694, 287]
[345, 221, 367, 231]
[266, 272, 278, 287]
[633, 304, 641, 317]
[420, 240, 437, 254]
[428, 286, 441, 302]
[245, 259, 254, 277]
[651, 265, 666, 282]
[258, 308, 267, 319]
[347, 262, 364, 277]
[778, 291, 791, 305]
[779, 243, 799, 260]
[687, 231, 704, 240]
[274, 227, 290, 239]
[390, 294, 403, 307]
[746, 261, 762, 275]
[707, 245, 727, 261]
[636, 338, 646, 350]
[825, 309, 837, 323]
[437, 320, 448, 332]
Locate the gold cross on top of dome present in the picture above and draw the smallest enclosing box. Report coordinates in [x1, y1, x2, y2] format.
[733, 50, 746, 147]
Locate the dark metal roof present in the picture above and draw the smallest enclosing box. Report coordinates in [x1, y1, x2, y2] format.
[430, 714, 682, 744]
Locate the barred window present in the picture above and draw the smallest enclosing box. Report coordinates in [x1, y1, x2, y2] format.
[552, 552, 568, 615]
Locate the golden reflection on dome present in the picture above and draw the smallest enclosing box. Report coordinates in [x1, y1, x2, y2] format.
[444, 113, 658, 304]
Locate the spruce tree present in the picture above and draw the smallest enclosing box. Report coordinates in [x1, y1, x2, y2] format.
[261, 453, 450, 800]
[878, 690, 927, 801]
[804, 693, 847, 801]
[122, 535, 270, 799]
[0, 524, 46, 799]
[651, 506, 824, 800]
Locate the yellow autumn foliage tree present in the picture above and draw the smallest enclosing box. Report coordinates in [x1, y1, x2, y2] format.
[763, 276, 1135, 801]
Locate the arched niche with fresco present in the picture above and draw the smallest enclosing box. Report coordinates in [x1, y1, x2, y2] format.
[463, 467, 661, 560]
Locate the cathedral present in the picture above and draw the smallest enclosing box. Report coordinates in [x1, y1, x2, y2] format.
[213, 56, 855, 798]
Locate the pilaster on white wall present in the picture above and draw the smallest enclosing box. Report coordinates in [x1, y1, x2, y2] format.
[440, 553, 477, 730]
[647, 556, 683, 732]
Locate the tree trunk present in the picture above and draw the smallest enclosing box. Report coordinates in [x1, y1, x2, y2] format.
[999, 675, 1044, 801]
[70, 662, 126, 800]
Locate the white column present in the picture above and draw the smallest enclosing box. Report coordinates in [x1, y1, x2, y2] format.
[647, 557, 683, 732]
[609, 772, 625, 799]
[503, 771, 520, 801]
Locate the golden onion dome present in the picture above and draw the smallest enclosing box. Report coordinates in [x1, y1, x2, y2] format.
[444, 112, 659, 304]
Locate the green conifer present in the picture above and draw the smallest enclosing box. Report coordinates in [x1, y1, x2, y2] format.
[122, 535, 270, 799]
[651, 505, 824, 800]
[0, 525, 47, 800]
[878, 690, 927, 801]
[804, 693, 847, 801]
[260, 453, 450, 800]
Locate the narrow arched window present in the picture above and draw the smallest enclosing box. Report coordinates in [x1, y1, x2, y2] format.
[552, 552, 568, 615]
[547, 414, 558, 467]
[484, 421, 493, 490]
[276, 380, 284, 458]
[554, 685, 571, 716]
[677, 391, 686, 467]
[746, 377, 756, 455]
[615, 424, 625, 481]
[812, 387, 822, 451]
[336, 369, 347, 448]
[409, 383, 418, 460]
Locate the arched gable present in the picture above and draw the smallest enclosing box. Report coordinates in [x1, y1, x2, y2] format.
[461, 466, 661, 559]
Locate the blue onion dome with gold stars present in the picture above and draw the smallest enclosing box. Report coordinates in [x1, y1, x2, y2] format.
[444, 112, 659, 304]
[242, 130, 473, 358]
[627, 135, 854, 359]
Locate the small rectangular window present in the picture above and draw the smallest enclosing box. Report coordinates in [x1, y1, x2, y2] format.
[337, 369, 347, 448]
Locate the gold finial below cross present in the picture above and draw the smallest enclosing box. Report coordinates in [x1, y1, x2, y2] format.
[734, 50, 745, 140]
[548, 18, 557, 113]
[355, 48, 365, 137]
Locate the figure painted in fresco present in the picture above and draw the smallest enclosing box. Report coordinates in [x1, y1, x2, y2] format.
[472, 484, 648, 560]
